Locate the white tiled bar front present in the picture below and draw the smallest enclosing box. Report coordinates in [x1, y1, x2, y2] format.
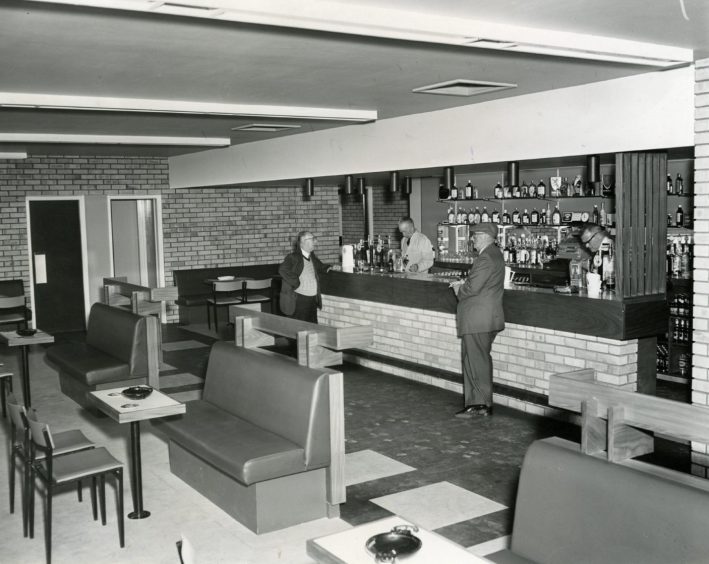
[320, 294, 640, 416]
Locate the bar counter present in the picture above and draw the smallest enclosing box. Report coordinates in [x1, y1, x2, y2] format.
[319, 270, 665, 412]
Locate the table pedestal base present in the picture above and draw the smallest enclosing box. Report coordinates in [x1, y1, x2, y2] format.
[128, 510, 151, 520]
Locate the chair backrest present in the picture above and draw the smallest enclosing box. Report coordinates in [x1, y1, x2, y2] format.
[244, 278, 272, 291]
[26, 410, 55, 451]
[6, 393, 27, 434]
[0, 279, 24, 298]
[0, 296, 25, 309]
[213, 280, 242, 293]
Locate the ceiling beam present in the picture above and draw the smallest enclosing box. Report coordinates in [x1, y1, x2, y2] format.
[26, 0, 694, 67]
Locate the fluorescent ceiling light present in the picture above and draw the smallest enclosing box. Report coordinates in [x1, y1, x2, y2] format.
[0, 151, 28, 159]
[231, 123, 302, 132]
[25, 0, 694, 67]
[412, 79, 517, 97]
[0, 93, 377, 122]
[0, 133, 230, 146]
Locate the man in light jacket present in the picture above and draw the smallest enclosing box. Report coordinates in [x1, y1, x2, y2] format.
[398, 217, 435, 273]
[279, 231, 331, 323]
[450, 222, 505, 417]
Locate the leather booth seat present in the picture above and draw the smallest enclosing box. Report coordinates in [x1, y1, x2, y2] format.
[46, 303, 149, 407]
[153, 342, 332, 532]
[487, 438, 709, 564]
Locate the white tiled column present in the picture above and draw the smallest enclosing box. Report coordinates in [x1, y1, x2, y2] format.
[692, 58, 709, 476]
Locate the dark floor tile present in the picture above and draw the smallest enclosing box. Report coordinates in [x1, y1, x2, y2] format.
[434, 509, 513, 548]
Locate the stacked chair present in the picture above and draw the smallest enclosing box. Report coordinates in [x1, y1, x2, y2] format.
[6, 393, 126, 563]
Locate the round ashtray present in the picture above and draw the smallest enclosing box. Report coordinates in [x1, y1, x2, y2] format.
[121, 386, 153, 400]
[17, 328, 37, 337]
[366, 525, 422, 562]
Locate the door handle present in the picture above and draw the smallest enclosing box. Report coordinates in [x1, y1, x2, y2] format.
[34, 253, 47, 284]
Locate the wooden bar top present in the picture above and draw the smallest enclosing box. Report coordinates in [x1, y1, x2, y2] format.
[321, 271, 666, 340]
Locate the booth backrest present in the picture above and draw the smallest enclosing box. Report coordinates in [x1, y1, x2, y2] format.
[203, 341, 330, 468]
[85, 302, 148, 377]
[0, 279, 24, 298]
[510, 438, 709, 564]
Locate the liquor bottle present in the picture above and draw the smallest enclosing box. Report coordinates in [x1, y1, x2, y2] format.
[494, 182, 503, 199]
[502, 242, 510, 263]
[481, 207, 490, 223]
[509, 240, 517, 264]
[450, 183, 458, 200]
[530, 239, 538, 266]
[573, 175, 583, 197]
[491, 209, 500, 223]
[676, 204, 684, 227]
[512, 208, 521, 225]
[602, 243, 615, 290]
[467, 207, 476, 224]
[520, 180, 529, 198]
[592, 205, 599, 224]
[676, 173, 684, 195]
[521, 209, 530, 225]
[473, 207, 482, 224]
[561, 177, 569, 197]
[503, 183, 511, 198]
[457, 207, 466, 224]
[600, 201, 607, 226]
[667, 213, 673, 227]
[465, 180, 473, 200]
[545, 203, 552, 225]
[539, 206, 546, 225]
[680, 236, 691, 278]
[537, 179, 546, 198]
[502, 209, 511, 225]
[512, 183, 521, 198]
[666, 174, 674, 195]
[529, 181, 537, 198]
[551, 204, 562, 226]
[531, 208, 539, 225]
[439, 183, 450, 200]
[447, 206, 456, 224]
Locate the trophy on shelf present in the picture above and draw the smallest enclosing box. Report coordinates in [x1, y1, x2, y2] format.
[550, 169, 562, 198]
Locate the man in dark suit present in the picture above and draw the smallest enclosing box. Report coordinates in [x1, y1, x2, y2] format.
[450, 222, 505, 417]
[279, 231, 331, 323]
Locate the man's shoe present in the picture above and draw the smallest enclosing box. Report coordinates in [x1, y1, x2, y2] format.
[455, 404, 492, 418]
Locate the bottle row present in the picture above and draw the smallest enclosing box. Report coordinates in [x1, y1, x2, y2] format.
[440, 172, 614, 201]
[502, 235, 557, 267]
[666, 173, 687, 195]
[656, 345, 691, 377]
[444, 202, 612, 228]
[669, 293, 692, 318]
[667, 235, 692, 279]
[671, 317, 692, 344]
[668, 205, 690, 228]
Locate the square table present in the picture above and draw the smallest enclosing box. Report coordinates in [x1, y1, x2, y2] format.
[0, 329, 54, 408]
[88, 387, 185, 519]
[307, 516, 492, 563]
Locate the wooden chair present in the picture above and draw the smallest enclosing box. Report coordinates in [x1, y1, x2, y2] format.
[206, 280, 243, 332]
[0, 295, 30, 331]
[7, 394, 94, 538]
[241, 278, 274, 311]
[27, 412, 124, 564]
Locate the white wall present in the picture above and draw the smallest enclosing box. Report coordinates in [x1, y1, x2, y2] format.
[169, 67, 695, 189]
[84, 195, 112, 306]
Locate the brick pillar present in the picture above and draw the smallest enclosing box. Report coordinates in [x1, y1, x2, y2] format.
[692, 58, 709, 476]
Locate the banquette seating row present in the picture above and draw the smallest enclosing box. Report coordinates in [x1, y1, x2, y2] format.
[46, 303, 159, 410]
[173, 264, 281, 324]
[152, 342, 338, 533]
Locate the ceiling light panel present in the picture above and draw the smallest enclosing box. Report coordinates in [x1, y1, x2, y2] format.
[412, 79, 517, 97]
[0, 93, 377, 122]
[0, 133, 230, 146]
[231, 123, 302, 132]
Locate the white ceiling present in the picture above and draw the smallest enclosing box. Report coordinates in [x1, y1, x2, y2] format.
[1, 0, 707, 157]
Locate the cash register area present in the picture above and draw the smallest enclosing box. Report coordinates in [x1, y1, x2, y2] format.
[0, 322, 689, 563]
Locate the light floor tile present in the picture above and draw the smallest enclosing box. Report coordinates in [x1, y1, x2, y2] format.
[371, 481, 506, 531]
[345, 449, 415, 486]
[159, 372, 204, 387]
[161, 340, 209, 352]
[467, 534, 511, 556]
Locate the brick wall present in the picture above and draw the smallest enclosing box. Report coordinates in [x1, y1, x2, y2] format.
[692, 58, 709, 475]
[320, 294, 640, 415]
[341, 192, 365, 244]
[0, 155, 341, 323]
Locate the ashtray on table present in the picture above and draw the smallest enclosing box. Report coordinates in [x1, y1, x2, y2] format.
[16, 328, 37, 337]
[121, 386, 153, 400]
[366, 525, 421, 562]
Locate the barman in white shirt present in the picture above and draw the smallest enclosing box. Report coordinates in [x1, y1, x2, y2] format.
[398, 217, 435, 273]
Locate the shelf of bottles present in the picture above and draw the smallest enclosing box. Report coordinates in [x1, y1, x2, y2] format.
[351, 234, 400, 272]
[657, 170, 693, 381]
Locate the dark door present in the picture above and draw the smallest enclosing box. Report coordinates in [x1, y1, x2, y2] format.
[29, 200, 86, 333]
